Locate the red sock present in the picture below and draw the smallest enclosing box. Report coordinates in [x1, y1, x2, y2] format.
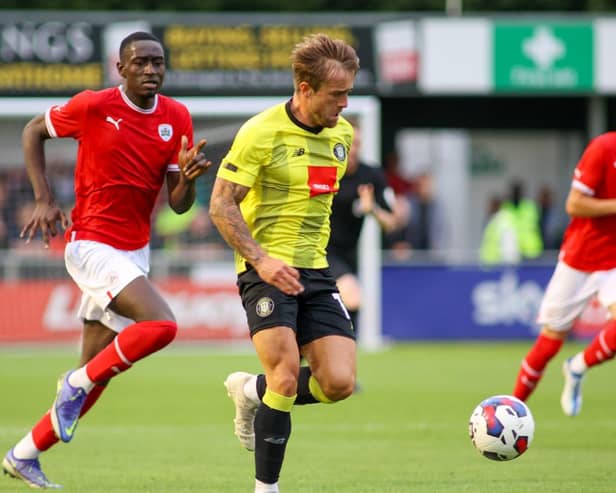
[513, 333, 564, 401]
[584, 320, 616, 367]
[32, 384, 107, 451]
[85, 320, 177, 382]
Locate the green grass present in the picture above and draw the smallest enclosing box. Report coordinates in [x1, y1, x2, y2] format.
[1, 341, 615, 492]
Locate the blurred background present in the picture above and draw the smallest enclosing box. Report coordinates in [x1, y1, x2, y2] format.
[1, 1, 614, 348]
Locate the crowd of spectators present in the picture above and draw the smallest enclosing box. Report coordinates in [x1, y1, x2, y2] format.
[380, 151, 442, 259]
[0, 157, 562, 263]
[0, 164, 227, 256]
[0, 154, 444, 261]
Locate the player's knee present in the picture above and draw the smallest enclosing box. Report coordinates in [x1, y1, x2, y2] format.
[320, 374, 355, 402]
[541, 325, 569, 340]
[268, 371, 299, 396]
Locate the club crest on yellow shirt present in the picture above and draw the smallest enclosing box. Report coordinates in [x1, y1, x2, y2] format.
[333, 143, 346, 161]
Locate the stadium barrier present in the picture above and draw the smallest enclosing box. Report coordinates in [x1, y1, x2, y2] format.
[0, 254, 248, 344]
[0, 255, 605, 344]
[382, 262, 606, 341]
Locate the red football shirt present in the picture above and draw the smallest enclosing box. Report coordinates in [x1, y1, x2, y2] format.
[46, 86, 193, 250]
[560, 132, 616, 271]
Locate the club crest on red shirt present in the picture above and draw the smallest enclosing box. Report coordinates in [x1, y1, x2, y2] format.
[158, 124, 173, 142]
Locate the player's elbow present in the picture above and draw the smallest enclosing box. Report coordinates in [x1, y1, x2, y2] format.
[565, 197, 582, 217]
[22, 114, 49, 146]
[169, 202, 191, 215]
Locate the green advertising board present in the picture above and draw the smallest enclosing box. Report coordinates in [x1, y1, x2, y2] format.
[494, 22, 593, 93]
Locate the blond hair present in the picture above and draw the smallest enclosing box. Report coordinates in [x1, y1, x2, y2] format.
[291, 33, 360, 91]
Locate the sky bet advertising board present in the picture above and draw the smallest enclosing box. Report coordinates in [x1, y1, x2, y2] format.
[381, 264, 607, 341]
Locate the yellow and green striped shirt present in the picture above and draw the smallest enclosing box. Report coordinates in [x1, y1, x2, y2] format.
[217, 101, 354, 273]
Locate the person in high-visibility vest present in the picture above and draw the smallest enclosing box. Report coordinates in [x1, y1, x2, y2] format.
[502, 180, 544, 259]
[479, 195, 521, 265]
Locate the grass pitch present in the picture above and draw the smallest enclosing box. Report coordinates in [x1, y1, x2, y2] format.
[1, 341, 615, 492]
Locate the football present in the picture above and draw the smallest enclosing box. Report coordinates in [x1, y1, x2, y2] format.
[468, 394, 535, 461]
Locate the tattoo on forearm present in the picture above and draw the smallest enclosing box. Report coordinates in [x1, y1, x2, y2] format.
[210, 180, 264, 264]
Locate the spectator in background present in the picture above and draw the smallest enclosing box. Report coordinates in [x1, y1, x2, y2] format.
[383, 168, 442, 258]
[49, 162, 75, 210]
[537, 184, 564, 250]
[502, 179, 543, 260]
[383, 150, 414, 196]
[182, 206, 227, 252]
[380, 151, 413, 256]
[479, 195, 520, 265]
[405, 171, 441, 251]
[154, 200, 227, 254]
[0, 176, 10, 249]
[328, 121, 400, 333]
[154, 201, 204, 250]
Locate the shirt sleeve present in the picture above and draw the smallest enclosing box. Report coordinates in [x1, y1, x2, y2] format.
[572, 136, 606, 196]
[216, 121, 267, 188]
[45, 90, 91, 140]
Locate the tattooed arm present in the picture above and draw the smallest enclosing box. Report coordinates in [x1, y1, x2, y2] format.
[209, 177, 304, 295]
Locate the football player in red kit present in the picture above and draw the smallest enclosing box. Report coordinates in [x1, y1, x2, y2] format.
[513, 131, 616, 417]
[2, 31, 211, 489]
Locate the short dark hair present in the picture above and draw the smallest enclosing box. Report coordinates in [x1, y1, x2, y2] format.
[119, 31, 161, 60]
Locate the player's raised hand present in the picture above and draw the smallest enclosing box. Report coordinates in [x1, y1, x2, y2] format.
[20, 199, 69, 248]
[254, 255, 304, 296]
[357, 184, 376, 215]
[178, 135, 212, 181]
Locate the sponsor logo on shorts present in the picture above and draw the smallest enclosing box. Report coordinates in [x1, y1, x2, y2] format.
[105, 271, 119, 286]
[256, 297, 275, 317]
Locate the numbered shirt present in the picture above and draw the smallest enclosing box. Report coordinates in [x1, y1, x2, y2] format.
[46, 86, 193, 250]
[561, 132, 616, 271]
[217, 101, 353, 272]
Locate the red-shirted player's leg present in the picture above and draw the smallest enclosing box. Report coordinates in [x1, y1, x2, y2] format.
[560, 319, 616, 416]
[513, 331, 565, 401]
[579, 320, 616, 368]
[84, 319, 177, 381]
[30, 384, 107, 452]
[54, 319, 177, 439]
[6, 320, 113, 476]
[52, 278, 177, 443]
